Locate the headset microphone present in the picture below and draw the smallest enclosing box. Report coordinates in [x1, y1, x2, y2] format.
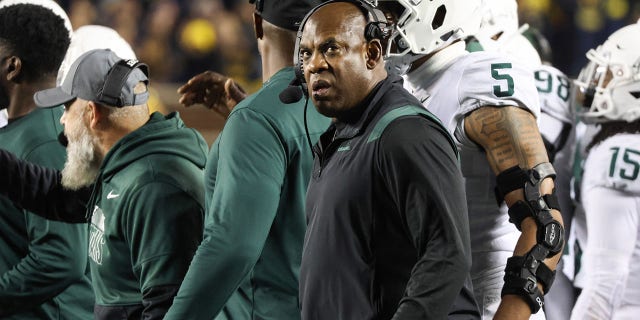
[279, 78, 304, 104]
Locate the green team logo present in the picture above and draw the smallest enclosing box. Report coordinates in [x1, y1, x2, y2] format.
[89, 206, 106, 265]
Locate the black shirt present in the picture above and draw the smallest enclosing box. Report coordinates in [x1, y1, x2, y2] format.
[300, 75, 479, 319]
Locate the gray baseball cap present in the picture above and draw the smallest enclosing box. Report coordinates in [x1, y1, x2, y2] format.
[34, 48, 149, 108]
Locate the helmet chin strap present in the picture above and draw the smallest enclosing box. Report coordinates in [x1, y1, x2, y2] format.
[401, 41, 467, 86]
[385, 28, 466, 76]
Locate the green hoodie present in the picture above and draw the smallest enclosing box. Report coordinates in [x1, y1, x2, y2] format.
[87, 112, 207, 318]
[0, 107, 94, 319]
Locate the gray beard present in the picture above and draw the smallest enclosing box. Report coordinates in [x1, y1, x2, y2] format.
[61, 124, 101, 190]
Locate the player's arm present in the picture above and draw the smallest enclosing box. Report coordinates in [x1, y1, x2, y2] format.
[0, 149, 90, 222]
[464, 106, 565, 319]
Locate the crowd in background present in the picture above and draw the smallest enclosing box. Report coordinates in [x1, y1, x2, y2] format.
[56, 0, 262, 93]
[53, 0, 640, 98]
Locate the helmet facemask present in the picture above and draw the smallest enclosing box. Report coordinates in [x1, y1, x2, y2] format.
[376, 0, 482, 75]
[574, 45, 640, 123]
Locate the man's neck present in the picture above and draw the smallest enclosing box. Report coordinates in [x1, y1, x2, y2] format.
[261, 54, 293, 82]
[259, 37, 295, 82]
[7, 78, 57, 119]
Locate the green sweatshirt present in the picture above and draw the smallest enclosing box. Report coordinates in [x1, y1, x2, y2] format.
[165, 67, 331, 320]
[87, 112, 207, 318]
[0, 107, 94, 319]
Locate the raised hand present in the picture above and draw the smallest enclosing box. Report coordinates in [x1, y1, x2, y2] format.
[178, 71, 247, 119]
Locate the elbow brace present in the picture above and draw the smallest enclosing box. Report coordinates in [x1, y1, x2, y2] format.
[496, 162, 565, 313]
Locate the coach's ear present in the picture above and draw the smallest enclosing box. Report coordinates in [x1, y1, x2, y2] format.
[365, 39, 383, 69]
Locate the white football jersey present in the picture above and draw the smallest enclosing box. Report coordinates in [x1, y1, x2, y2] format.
[404, 42, 543, 319]
[571, 133, 640, 319]
[404, 42, 540, 252]
[582, 133, 640, 194]
[535, 64, 573, 149]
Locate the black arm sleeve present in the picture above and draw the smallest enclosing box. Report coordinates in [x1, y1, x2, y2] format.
[0, 149, 90, 223]
[376, 116, 474, 319]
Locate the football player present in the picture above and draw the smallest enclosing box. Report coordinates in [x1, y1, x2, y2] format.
[377, 0, 564, 318]
[570, 20, 640, 319]
[470, 6, 578, 318]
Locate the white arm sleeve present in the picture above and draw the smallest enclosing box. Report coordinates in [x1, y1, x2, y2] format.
[570, 187, 640, 320]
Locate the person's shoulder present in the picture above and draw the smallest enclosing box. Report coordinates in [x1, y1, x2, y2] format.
[590, 133, 640, 154]
[536, 64, 567, 77]
[376, 106, 454, 151]
[1, 107, 65, 164]
[584, 133, 640, 192]
[232, 68, 297, 114]
[458, 50, 534, 77]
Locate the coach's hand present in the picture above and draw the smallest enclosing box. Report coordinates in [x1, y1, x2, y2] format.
[178, 71, 247, 119]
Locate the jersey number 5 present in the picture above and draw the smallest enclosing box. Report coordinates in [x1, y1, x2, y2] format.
[491, 63, 515, 97]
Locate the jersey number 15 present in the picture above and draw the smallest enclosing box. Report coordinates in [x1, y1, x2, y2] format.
[610, 147, 640, 181]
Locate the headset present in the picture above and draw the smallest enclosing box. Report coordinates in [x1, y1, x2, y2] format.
[98, 59, 149, 107]
[280, 0, 391, 103]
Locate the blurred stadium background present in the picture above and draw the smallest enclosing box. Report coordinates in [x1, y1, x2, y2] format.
[54, 0, 640, 145]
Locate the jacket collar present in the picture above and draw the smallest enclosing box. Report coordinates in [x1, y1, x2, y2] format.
[333, 74, 403, 141]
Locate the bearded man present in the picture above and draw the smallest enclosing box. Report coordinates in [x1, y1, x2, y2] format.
[0, 48, 207, 320]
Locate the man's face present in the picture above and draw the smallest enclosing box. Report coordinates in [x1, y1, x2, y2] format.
[60, 98, 101, 190]
[299, 3, 373, 118]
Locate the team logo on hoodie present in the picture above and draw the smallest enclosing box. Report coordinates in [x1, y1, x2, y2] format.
[89, 206, 106, 265]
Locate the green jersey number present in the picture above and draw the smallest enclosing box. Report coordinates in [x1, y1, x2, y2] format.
[609, 147, 640, 180]
[491, 63, 515, 97]
[535, 70, 570, 102]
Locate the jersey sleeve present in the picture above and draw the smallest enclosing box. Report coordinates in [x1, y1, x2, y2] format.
[453, 52, 541, 150]
[165, 108, 287, 319]
[458, 52, 541, 118]
[535, 65, 573, 125]
[570, 187, 639, 319]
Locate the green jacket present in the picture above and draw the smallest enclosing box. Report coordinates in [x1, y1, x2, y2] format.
[0, 107, 94, 319]
[87, 112, 207, 318]
[165, 67, 330, 320]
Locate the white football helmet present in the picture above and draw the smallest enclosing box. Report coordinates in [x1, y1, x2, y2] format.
[475, 0, 519, 42]
[471, 0, 541, 67]
[574, 20, 640, 123]
[375, 0, 482, 75]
